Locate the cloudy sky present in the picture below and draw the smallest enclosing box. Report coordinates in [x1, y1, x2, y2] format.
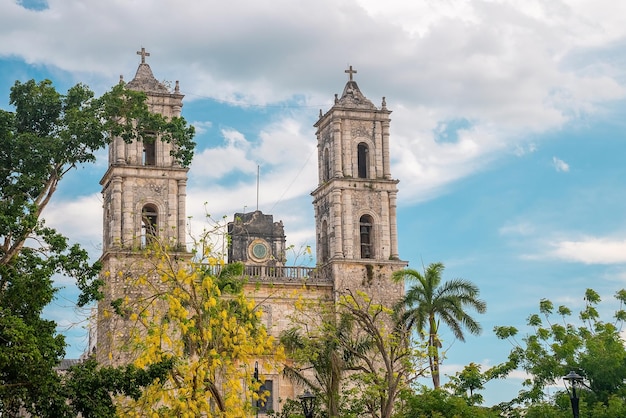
[3, 0, 626, 405]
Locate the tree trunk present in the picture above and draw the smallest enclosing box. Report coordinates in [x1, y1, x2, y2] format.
[429, 316, 441, 389]
[431, 348, 440, 389]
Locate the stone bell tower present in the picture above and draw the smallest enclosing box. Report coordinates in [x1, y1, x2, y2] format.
[311, 66, 406, 302]
[96, 49, 189, 364]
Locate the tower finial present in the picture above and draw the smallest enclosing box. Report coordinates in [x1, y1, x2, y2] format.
[137, 47, 150, 64]
[345, 65, 357, 81]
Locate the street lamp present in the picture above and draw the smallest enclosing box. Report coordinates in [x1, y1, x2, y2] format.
[563, 370, 584, 418]
[299, 390, 316, 418]
[254, 362, 259, 418]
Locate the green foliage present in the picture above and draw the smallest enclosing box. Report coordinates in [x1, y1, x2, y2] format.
[281, 289, 427, 418]
[494, 325, 517, 339]
[337, 290, 427, 418]
[494, 288, 626, 412]
[392, 262, 486, 389]
[395, 387, 500, 418]
[280, 302, 360, 417]
[446, 362, 485, 405]
[522, 401, 569, 418]
[0, 78, 195, 415]
[267, 397, 325, 418]
[444, 359, 517, 409]
[63, 357, 174, 418]
[99, 83, 195, 167]
[0, 310, 66, 416]
[585, 395, 626, 418]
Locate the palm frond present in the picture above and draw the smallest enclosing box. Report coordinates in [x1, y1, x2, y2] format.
[394, 262, 486, 388]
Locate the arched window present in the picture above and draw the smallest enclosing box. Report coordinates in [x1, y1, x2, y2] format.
[323, 148, 331, 181]
[360, 215, 373, 259]
[143, 140, 156, 166]
[357, 143, 369, 178]
[321, 220, 329, 262]
[141, 204, 158, 246]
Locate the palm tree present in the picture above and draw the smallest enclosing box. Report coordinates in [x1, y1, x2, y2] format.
[392, 262, 486, 388]
[280, 312, 365, 418]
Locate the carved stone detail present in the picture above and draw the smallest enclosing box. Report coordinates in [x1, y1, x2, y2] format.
[147, 182, 164, 194]
[351, 121, 371, 139]
[322, 130, 331, 145]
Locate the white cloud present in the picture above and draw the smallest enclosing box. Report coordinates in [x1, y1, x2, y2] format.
[183, 113, 318, 251]
[189, 115, 316, 198]
[549, 237, 626, 264]
[552, 156, 570, 172]
[514, 142, 537, 157]
[1, 0, 624, 205]
[392, 118, 505, 203]
[190, 120, 212, 135]
[190, 128, 256, 181]
[45, 193, 103, 255]
[10, 0, 626, 267]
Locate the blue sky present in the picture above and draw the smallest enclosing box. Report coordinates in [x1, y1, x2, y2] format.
[3, 0, 626, 406]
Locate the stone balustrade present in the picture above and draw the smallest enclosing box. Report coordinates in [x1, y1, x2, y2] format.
[203, 264, 332, 285]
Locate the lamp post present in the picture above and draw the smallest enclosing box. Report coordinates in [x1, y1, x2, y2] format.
[563, 370, 584, 418]
[299, 390, 316, 418]
[254, 361, 259, 418]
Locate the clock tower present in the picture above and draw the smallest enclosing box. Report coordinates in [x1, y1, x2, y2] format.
[227, 210, 287, 269]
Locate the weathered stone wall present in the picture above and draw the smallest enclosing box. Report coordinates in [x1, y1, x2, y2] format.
[228, 211, 286, 265]
[330, 260, 405, 304]
[101, 166, 188, 250]
[245, 280, 333, 412]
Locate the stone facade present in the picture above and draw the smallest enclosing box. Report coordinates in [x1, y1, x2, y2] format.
[243, 280, 333, 412]
[228, 210, 287, 266]
[95, 55, 405, 413]
[312, 67, 406, 305]
[96, 50, 189, 365]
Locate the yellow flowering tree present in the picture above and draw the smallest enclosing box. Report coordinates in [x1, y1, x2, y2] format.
[109, 239, 283, 417]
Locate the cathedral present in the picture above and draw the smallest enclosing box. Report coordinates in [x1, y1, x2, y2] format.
[95, 50, 406, 413]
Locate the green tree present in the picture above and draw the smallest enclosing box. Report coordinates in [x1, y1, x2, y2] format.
[280, 289, 427, 418]
[61, 357, 173, 418]
[445, 360, 515, 407]
[280, 311, 354, 418]
[494, 288, 626, 414]
[446, 362, 485, 405]
[0, 79, 195, 416]
[392, 262, 486, 389]
[267, 397, 324, 418]
[395, 386, 500, 418]
[337, 290, 427, 418]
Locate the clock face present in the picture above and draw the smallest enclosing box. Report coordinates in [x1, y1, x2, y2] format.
[249, 239, 270, 262]
[252, 242, 268, 259]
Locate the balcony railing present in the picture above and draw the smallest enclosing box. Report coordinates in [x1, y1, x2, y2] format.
[204, 264, 332, 285]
